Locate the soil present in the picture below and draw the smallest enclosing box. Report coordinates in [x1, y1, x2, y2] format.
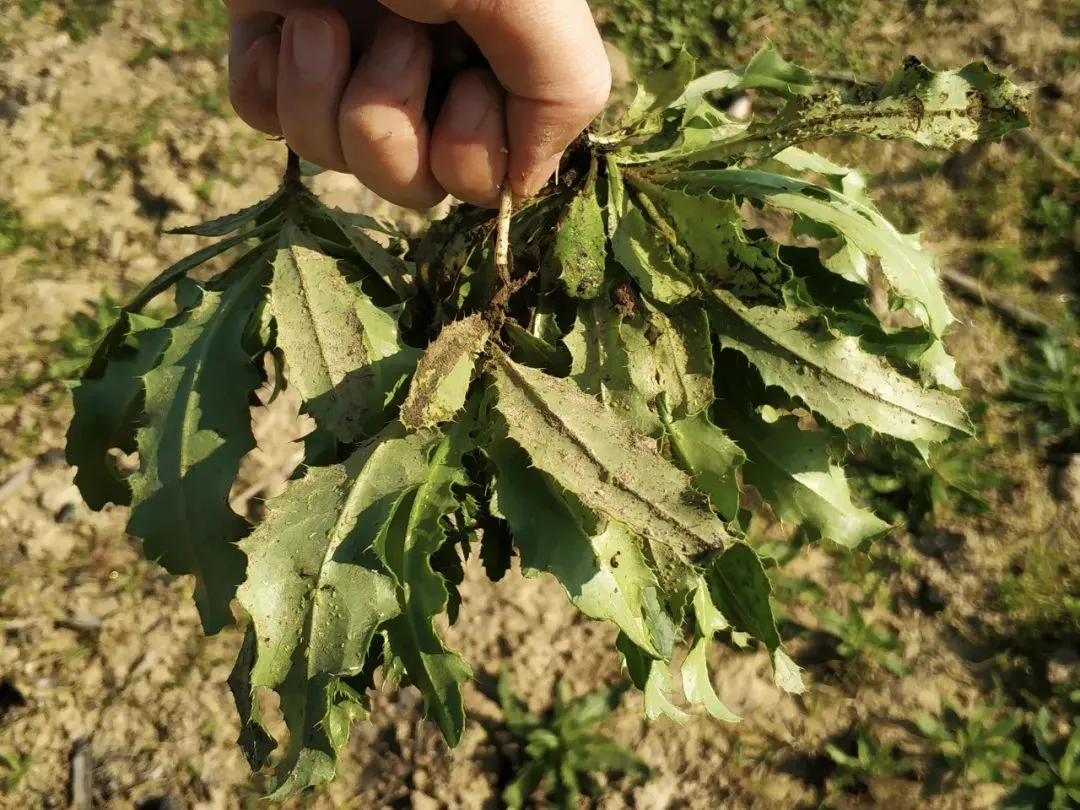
[1, 2, 1078, 810]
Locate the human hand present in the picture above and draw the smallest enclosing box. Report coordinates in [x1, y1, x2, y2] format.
[227, 0, 612, 209]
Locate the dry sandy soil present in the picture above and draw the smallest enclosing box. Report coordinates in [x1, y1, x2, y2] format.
[1, 2, 1078, 809]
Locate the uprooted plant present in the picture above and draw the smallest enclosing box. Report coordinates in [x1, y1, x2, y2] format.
[66, 47, 1029, 798]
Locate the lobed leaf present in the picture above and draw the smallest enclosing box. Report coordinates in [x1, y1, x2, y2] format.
[128, 272, 267, 634]
[550, 157, 607, 299]
[661, 409, 745, 520]
[706, 290, 971, 450]
[713, 402, 890, 549]
[166, 188, 284, 237]
[270, 221, 418, 442]
[490, 350, 733, 561]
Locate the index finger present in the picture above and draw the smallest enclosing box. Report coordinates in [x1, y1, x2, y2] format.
[380, 0, 612, 197]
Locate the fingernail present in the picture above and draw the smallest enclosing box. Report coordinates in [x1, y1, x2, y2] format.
[366, 22, 417, 83]
[446, 83, 494, 137]
[521, 151, 564, 198]
[290, 14, 334, 84]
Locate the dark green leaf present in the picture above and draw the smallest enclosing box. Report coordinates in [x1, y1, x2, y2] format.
[128, 271, 267, 634]
[166, 188, 284, 236]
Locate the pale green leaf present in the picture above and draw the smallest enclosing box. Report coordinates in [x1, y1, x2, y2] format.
[400, 314, 489, 430]
[714, 405, 889, 549]
[490, 350, 733, 561]
[681, 637, 740, 722]
[621, 48, 697, 129]
[644, 661, 689, 723]
[707, 290, 971, 449]
[675, 46, 815, 111]
[667, 169, 953, 336]
[128, 273, 266, 634]
[489, 437, 662, 656]
[611, 205, 695, 304]
[270, 221, 418, 441]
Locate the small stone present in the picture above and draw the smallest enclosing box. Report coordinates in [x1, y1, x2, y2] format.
[411, 792, 440, 810]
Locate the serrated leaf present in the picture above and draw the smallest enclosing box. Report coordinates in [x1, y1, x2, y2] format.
[611, 204, 694, 304]
[661, 409, 745, 520]
[128, 219, 281, 312]
[621, 48, 697, 130]
[617, 633, 688, 723]
[707, 290, 971, 450]
[166, 188, 284, 236]
[374, 417, 474, 745]
[489, 437, 662, 656]
[714, 404, 889, 549]
[68, 314, 168, 510]
[127, 271, 266, 634]
[667, 169, 954, 336]
[237, 427, 412, 798]
[551, 158, 606, 299]
[674, 58, 1028, 167]
[490, 350, 732, 561]
[675, 46, 815, 111]
[400, 314, 489, 431]
[320, 205, 416, 300]
[228, 626, 277, 771]
[271, 221, 418, 441]
[706, 543, 804, 693]
[633, 180, 787, 303]
[681, 636, 740, 722]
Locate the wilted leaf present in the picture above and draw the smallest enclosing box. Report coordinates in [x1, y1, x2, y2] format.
[491, 350, 732, 560]
[401, 314, 490, 431]
[707, 290, 971, 450]
[271, 222, 418, 441]
[128, 274, 266, 634]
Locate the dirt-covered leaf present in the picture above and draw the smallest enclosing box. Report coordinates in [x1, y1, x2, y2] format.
[270, 222, 418, 441]
[707, 290, 971, 450]
[488, 437, 665, 656]
[661, 408, 745, 520]
[236, 427, 416, 798]
[666, 169, 953, 336]
[490, 350, 732, 560]
[401, 314, 489, 431]
[551, 158, 607, 299]
[611, 204, 694, 304]
[669, 58, 1028, 166]
[166, 188, 284, 236]
[705, 543, 804, 693]
[128, 273, 267, 635]
[714, 403, 889, 549]
[374, 416, 474, 746]
[67, 313, 168, 510]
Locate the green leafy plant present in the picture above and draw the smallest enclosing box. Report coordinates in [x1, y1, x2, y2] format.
[497, 670, 649, 808]
[64, 45, 1029, 799]
[1003, 335, 1080, 441]
[1004, 708, 1080, 809]
[0, 749, 30, 793]
[915, 699, 1024, 788]
[818, 599, 910, 677]
[826, 728, 918, 793]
